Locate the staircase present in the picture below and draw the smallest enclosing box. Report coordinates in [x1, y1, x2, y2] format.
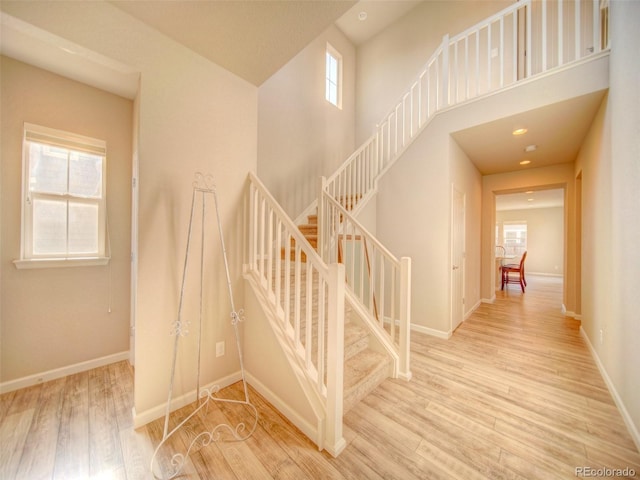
[342, 325, 390, 412]
[246, 0, 608, 457]
[282, 197, 392, 413]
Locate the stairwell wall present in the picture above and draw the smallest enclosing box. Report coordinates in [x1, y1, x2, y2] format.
[258, 24, 356, 220]
[352, 1, 511, 336]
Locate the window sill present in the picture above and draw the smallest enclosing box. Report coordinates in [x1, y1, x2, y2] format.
[13, 257, 110, 269]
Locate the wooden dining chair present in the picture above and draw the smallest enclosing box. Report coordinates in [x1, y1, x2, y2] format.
[501, 251, 527, 292]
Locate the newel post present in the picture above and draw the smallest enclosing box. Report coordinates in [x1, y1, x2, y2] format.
[398, 257, 412, 381]
[318, 176, 327, 262]
[325, 262, 346, 456]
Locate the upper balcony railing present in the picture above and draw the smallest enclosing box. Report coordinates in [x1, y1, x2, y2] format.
[324, 0, 609, 217]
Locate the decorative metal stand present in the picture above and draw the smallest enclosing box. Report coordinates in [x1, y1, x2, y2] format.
[150, 173, 257, 480]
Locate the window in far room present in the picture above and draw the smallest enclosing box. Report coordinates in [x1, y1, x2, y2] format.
[502, 221, 527, 256]
[15, 123, 109, 269]
[325, 43, 342, 109]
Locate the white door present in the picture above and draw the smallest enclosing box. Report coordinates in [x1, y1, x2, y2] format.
[130, 141, 139, 366]
[451, 187, 465, 332]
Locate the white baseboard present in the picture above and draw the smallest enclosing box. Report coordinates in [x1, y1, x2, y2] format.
[411, 323, 451, 339]
[0, 350, 130, 394]
[244, 371, 322, 448]
[580, 327, 640, 452]
[561, 304, 581, 320]
[465, 299, 482, 320]
[482, 295, 496, 304]
[132, 371, 242, 429]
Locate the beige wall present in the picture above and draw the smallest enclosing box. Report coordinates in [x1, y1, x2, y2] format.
[609, 0, 640, 444]
[0, 2, 258, 423]
[0, 56, 132, 382]
[355, 0, 508, 337]
[496, 206, 564, 275]
[576, 0, 640, 446]
[258, 24, 355, 219]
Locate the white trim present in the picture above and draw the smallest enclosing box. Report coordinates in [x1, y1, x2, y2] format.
[561, 304, 581, 320]
[528, 272, 563, 277]
[482, 295, 497, 304]
[580, 327, 640, 452]
[411, 323, 451, 339]
[13, 256, 110, 269]
[132, 371, 242, 429]
[245, 371, 323, 450]
[0, 350, 129, 394]
[464, 299, 482, 320]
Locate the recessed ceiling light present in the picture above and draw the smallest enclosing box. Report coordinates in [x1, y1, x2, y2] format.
[520, 160, 531, 165]
[527, 198, 534, 202]
[358, 11, 368, 21]
[524, 144, 537, 153]
[525, 190, 534, 194]
[512, 128, 528, 136]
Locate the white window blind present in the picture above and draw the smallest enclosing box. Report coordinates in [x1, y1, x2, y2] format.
[15, 123, 109, 268]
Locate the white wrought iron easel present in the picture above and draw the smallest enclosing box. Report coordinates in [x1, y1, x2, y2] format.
[150, 172, 257, 479]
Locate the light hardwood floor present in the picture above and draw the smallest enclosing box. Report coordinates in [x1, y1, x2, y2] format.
[2, 275, 639, 479]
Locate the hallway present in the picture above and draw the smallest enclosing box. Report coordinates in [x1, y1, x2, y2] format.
[2, 276, 639, 479]
[358, 274, 640, 478]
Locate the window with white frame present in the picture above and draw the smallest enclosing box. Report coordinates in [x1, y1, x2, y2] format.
[16, 123, 108, 268]
[502, 221, 527, 256]
[325, 43, 342, 108]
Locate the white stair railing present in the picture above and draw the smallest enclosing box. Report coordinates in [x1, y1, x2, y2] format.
[245, 172, 345, 455]
[324, 0, 608, 218]
[244, 0, 608, 455]
[318, 183, 411, 380]
[318, 0, 607, 384]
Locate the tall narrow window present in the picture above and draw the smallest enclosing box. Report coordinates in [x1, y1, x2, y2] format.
[16, 123, 108, 268]
[325, 43, 342, 108]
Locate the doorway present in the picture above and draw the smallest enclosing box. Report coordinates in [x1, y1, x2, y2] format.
[495, 188, 565, 294]
[451, 186, 465, 332]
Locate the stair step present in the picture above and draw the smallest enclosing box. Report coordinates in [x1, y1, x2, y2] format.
[289, 236, 317, 248]
[307, 214, 317, 225]
[298, 224, 318, 235]
[344, 322, 369, 360]
[343, 349, 391, 413]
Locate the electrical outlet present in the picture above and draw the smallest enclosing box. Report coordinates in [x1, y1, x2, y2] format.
[216, 341, 225, 357]
[599, 329, 604, 345]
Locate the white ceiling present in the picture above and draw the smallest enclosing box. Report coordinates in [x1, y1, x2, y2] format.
[0, 12, 141, 99]
[0, 1, 419, 93]
[451, 90, 607, 176]
[336, 0, 422, 45]
[109, 0, 358, 86]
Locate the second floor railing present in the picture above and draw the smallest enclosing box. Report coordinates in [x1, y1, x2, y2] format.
[323, 0, 608, 220]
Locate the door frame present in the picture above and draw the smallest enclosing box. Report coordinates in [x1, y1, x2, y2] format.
[451, 185, 466, 333]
